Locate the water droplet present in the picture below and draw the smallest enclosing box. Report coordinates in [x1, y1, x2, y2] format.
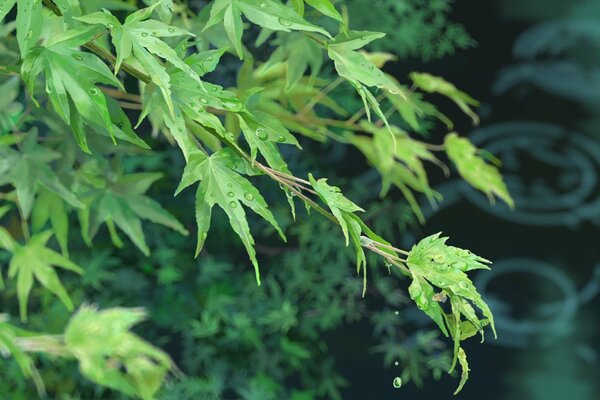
[72, 54, 83, 61]
[433, 254, 446, 263]
[451, 261, 468, 270]
[211, 86, 219, 92]
[393, 377, 402, 389]
[199, 98, 209, 104]
[394, 311, 399, 315]
[256, 128, 268, 141]
[141, 32, 149, 37]
[201, 232, 208, 239]
[260, 2, 267, 8]
[417, 296, 429, 310]
[376, 83, 384, 89]
[244, 193, 254, 201]
[389, 88, 398, 95]
[227, 183, 233, 188]
[45, 82, 52, 93]
[88, 87, 99, 95]
[206, 56, 213, 61]
[277, 136, 285, 143]
[435, 263, 450, 272]
[168, 28, 175, 33]
[227, 192, 235, 197]
[107, 23, 114, 29]
[394, 361, 399, 366]
[458, 281, 469, 289]
[229, 201, 237, 208]
[278, 17, 292, 27]
[459, 249, 471, 257]
[222, 100, 242, 112]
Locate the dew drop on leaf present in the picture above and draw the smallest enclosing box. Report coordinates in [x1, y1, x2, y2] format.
[107, 23, 114, 29]
[256, 128, 268, 141]
[168, 28, 175, 33]
[277, 136, 285, 142]
[244, 193, 254, 201]
[206, 56, 213, 61]
[433, 254, 446, 263]
[141, 32, 149, 37]
[393, 377, 402, 389]
[278, 18, 292, 27]
[72, 54, 83, 61]
[458, 281, 469, 289]
[452, 261, 467, 270]
[227, 192, 235, 197]
[199, 98, 208, 105]
[88, 88, 99, 96]
[229, 201, 237, 208]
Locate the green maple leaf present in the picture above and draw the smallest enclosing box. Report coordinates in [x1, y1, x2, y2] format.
[76, 4, 204, 115]
[0, 131, 83, 218]
[64, 306, 172, 400]
[175, 148, 285, 285]
[7, 230, 83, 321]
[20, 26, 146, 152]
[444, 133, 514, 208]
[204, 0, 331, 59]
[77, 166, 188, 256]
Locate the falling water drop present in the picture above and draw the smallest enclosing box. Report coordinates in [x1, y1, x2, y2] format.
[392, 377, 402, 389]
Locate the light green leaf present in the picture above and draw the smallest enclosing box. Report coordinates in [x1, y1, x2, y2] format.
[454, 347, 470, 395]
[308, 174, 363, 245]
[64, 306, 172, 400]
[410, 72, 480, 124]
[444, 133, 514, 208]
[7, 231, 83, 321]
